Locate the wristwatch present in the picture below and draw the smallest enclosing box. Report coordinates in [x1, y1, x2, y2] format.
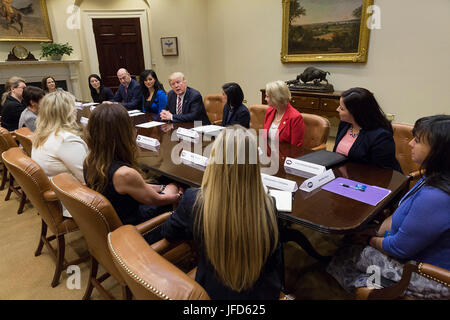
[159, 185, 166, 193]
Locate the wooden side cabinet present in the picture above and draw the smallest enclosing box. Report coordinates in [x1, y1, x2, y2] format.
[260, 89, 341, 119]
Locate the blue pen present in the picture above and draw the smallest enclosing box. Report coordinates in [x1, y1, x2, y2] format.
[340, 183, 366, 192]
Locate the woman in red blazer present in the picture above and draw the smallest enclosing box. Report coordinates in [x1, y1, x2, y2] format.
[263, 80, 305, 147]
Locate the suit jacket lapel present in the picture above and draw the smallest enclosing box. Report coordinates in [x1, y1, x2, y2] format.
[182, 87, 190, 113]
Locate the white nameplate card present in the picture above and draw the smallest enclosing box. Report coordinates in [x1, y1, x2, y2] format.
[299, 169, 335, 193]
[192, 125, 225, 135]
[180, 150, 208, 169]
[261, 173, 298, 192]
[176, 127, 199, 139]
[90, 105, 96, 112]
[284, 157, 326, 178]
[136, 121, 164, 129]
[80, 117, 89, 127]
[136, 135, 160, 151]
[268, 189, 292, 212]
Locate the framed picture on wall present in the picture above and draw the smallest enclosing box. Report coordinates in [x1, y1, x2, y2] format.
[0, 0, 53, 42]
[160, 37, 178, 56]
[281, 0, 373, 63]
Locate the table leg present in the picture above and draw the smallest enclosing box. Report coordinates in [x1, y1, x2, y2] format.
[280, 225, 331, 263]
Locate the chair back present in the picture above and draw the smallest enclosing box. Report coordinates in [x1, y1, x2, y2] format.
[1, 147, 63, 234]
[108, 225, 210, 300]
[249, 104, 268, 130]
[392, 123, 420, 176]
[204, 94, 223, 124]
[14, 127, 33, 156]
[301, 113, 330, 150]
[0, 126, 18, 153]
[50, 172, 125, 283]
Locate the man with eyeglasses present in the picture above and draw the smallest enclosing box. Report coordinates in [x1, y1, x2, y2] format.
[160, 72, 210, 124]
[104, 68, 141, 110]
[1, 78, 26, 131]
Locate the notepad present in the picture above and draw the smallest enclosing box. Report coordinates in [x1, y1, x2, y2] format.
[268, 189, 292, 212]
[321, 177, 391, 206]
[129, 112, 145, 117]
[136, 121, 164, 128]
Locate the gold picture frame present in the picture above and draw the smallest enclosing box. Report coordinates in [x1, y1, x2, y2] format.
[281, 0, 373, 63]
[0, 0, 53, 42]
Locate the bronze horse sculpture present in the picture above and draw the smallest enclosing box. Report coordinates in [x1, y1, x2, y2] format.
[0, 1, 24, 35]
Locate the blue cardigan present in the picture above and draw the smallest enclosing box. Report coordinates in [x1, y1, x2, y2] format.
[382, 178, 450, 269]
[333, 121, 402, 172]
[141, 89, 167, 114]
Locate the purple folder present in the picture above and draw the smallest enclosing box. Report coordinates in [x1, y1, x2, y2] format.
[321, 177, 391, 206]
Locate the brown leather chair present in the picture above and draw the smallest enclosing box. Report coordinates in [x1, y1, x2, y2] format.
[301, 113, 330, 151]
[50, 172, 176, 300]
[392, 123, 420, 188]
[1, 147, 86, 287]
[249, 104, 268, 130]
[14, 127, 34, 157]
[204, 94, 223, 125]
[108, 225, 210, 300]
[355, 261, 450, 300]
[0, 127, 27, 214]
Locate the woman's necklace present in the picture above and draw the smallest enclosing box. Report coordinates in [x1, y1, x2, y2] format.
[274, 109, 286, 123]
[349, 125, 360, 138]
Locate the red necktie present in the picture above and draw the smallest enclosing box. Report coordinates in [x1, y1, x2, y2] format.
[176, 96, 182, 114]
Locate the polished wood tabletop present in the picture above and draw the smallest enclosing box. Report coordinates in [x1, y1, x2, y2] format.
[80, 107, 409, 234]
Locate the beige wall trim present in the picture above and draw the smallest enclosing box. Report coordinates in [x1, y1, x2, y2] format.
[81, 9, 152, 76]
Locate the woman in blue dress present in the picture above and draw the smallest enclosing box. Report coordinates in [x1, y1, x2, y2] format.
[139, 69, 167, 114]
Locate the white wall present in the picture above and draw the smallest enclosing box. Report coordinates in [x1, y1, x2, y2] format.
[205, 0, 450, 125]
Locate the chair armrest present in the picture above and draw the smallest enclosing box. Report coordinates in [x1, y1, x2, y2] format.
[417, 263, 450, 286]
[42, 190, 59, 202]
[135, 211, 172, 234]
[311, 144, 326, 151]
[213, 119, 222, 125]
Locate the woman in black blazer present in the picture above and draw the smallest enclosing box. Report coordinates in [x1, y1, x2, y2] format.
[333, 87, 402, 172]
[88, 74, 114, 103]
[221, 82, 250, 128]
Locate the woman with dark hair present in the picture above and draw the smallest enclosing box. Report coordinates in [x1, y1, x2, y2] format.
[19, 86, 45, 131]
[333, 87, 401, 171]
[220, 82, 250, 128]
[327, 115, 450, 299]
[88, 74, 114, 103]
[139, 69, 167, 114]
[41, 76, 58, 93]
[84, 103, 181, 237]
[161, 125, 282, 299]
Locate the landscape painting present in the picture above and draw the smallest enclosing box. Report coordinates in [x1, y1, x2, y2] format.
[281, 0, 372, 63]
[0, 0, 53, 41]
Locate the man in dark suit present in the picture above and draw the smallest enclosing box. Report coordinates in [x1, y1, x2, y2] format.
[104, 68, 141, 110]
[160, 72, 210, 124]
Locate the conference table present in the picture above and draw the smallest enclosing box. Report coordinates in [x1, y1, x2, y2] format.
[78, 107, 410, 261]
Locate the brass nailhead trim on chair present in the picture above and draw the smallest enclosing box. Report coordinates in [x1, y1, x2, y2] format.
[107, 233, 170, 300]
[417, 263, 450, 287]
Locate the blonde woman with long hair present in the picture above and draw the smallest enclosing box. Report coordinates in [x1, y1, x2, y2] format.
[32, 90, 88, 183]
[161, 125, 282, 299]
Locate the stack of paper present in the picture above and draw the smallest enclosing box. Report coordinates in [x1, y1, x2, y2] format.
[192, 125, 225, 135]
[128, 110, 145, 117]
[136, 121, 164, 128]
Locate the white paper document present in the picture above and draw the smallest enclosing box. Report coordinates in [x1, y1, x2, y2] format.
[129, 112, 145, 117]
[192, 125, 225, 134]
[268, 189, 292, 212]
[135, 121, 165, 128]
[128, 110, 141, 114]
